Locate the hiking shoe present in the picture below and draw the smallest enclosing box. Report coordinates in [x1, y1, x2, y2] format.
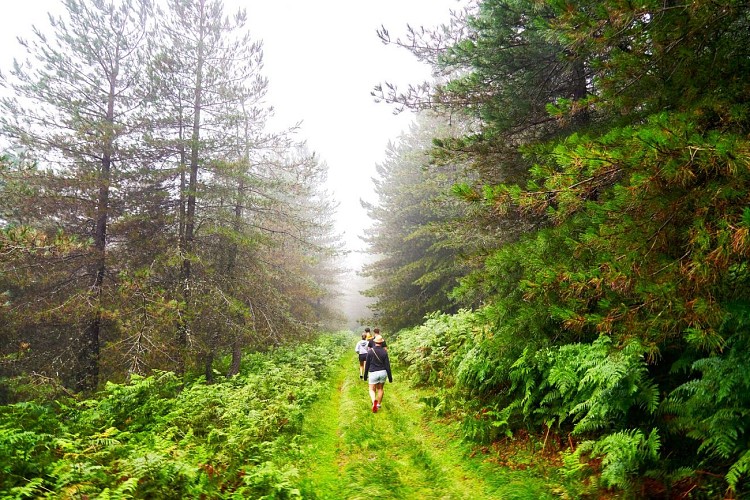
[372, 400, 378, 413]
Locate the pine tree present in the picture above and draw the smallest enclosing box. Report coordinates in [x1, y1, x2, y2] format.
[1, 0, 344, 388]
[150, 0, 344, 377]
[0, 0, 154, 390]
[379, 0, 750, 493]
[362, 112, 472, 331]
[149, 0, 267, 374]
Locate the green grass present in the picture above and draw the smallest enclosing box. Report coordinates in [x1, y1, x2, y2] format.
[295, 352, 574, 499]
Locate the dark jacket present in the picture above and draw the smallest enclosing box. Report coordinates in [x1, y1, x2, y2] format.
[364, 345, 392, 382]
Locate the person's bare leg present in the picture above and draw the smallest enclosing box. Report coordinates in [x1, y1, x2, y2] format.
[368, 384, 377, 404]
[376, 383, 385, 406]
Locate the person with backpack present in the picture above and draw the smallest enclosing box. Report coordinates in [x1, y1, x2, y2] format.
[364, 334, 392, 413]
[354, 329, 370, 379]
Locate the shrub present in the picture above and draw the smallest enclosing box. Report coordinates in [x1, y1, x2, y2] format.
[0, 332, 350, 498]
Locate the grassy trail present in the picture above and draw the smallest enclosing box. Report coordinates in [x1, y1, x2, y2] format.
[296, 352, 564, 499]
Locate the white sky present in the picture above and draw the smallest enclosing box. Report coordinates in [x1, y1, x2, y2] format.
[241, 0, 460, 266]
[0, 0, 462, 270]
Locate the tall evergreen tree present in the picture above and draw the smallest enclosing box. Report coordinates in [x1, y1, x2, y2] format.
[375, 0, 591, 267]
[0, 0, 154, 390]
[362, 112, 472, 331]
[379, 0, 750, 493]
[149, 0, 267, 374]
[0, 0, 344, 388]
[149, 0, 344, 377]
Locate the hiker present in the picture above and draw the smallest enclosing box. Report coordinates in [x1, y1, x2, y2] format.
[354, 331, 370, 379]
[368, 328, 387, 350]
[364, 334, 392, 413]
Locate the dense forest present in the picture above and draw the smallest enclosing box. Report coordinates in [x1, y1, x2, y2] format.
[365, 0, 750, 497]
[0, 0, 344, 393]
[2, 0, 750, 498]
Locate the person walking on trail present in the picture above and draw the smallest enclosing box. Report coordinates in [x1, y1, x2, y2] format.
[354, 332, 370, 379]
[367, 328, 387, 350]
[364, 334, 392, 413]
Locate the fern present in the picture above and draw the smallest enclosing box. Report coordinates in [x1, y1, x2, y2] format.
[664, 304, 750, 492]
[502, 336, 659, 435]
[8, 477, 46, 499]
[236, 461, 302, 499]
[726, 450, 750, 494]
[569, 428, 661, 491]
[0, 333, 351, 498]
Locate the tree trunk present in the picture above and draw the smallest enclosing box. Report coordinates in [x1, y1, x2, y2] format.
[224, 112, 251, 378]
[178, 131, 186, 247]
[76, 60, 117, 391]
[227, 339, 242, 378]
[183, 65, 202, 266]
[183, 2, 205, 280]
[204, 347, 214, 383]
[76, 312, 101, 391]
[76, 184, 108, 391]
[224, 179, 246, 379]
[571, 58, 590, 126]
[175, 117, 188, 375]
[178, 0, 206, 375]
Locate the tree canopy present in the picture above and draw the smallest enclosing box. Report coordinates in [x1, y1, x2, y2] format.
[0, 0, 343, 391]
[369, 0, 750, 495]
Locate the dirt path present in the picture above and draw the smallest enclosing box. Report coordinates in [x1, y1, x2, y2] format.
[296, 353, 562, 499]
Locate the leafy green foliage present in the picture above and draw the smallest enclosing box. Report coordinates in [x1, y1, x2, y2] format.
[390, 310, 476, 390]
[507, 337, 659, 436]
[394, 305, 664, 492]
[0, 333, 349, 498]
[567, 428, 661, 491]
[663, 303, 750, 492]
[372, 0, 750, 496]
[0, 401, 63, 491]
